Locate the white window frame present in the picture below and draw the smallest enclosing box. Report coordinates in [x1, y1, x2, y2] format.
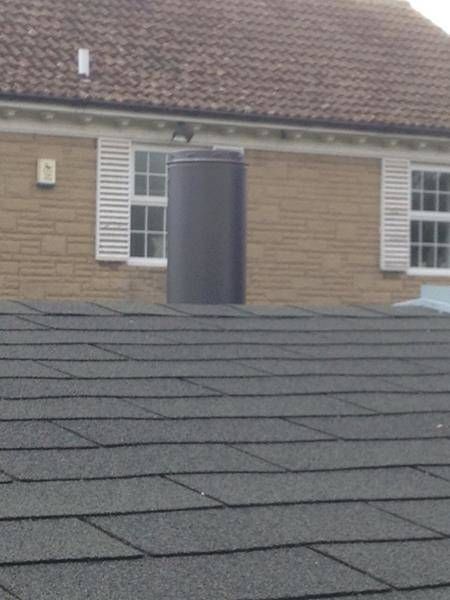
[408, 163, 450, 277]
[128, 145, 171, 268]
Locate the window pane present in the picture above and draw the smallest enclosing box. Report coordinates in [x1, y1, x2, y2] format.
[439, 193, 450, 212]
[130, 233, 145, 257]
[135, 151, 148, 173]
[135, 174, 147, 196]
[149, 175, 166, 196]
[147, 206, 165, 232]
[424, 172, 438, 191]
[438, 222, 450, 244]
[411, 171, 422, 190]
[439, 173, 450, 192]
[131, 205, 146, 230]
[423, 193, 437, 211]
[437, 246, 450, 268]
[421, 246, 435, 268]
[412, 192, 421, 211]
[411, 221, 419, 243]
[149, 153, 166, 174]
[147, 234, 165, 258]
[422, 221, 435, 243]
[411, 245, 419, 267]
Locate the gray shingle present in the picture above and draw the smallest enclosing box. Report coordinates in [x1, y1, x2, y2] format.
[315, 330, 450, 344]
[0, 361, 68, 378]
[0, 518, 141, 564]
[0, 378, 213, 400]
[237, 305, 314, 317]
[90, 502, 434, 555]
[0, 301, 40, 315]
[93, 301, 181, 316]
[240, 357, 425, 376]
[190, 375, 402, 395]
[0, 330, 171, 344]
[394, 587, 450, 599]
[97, 343, 298, 361]
[0, 547, 387, 600]
[235, 440, 450, 470]
[0, 344, 123, 361]
[171, 468, 450, 505]
[315, 539, 450, 588]
[0, 444, 274, 481]
[304, 305, 384, 317]
[54, 417, 330, 445]
[283, 343, 450, 360]
[382, 375, 450, 393]
[375, 499, 450, 536]
[0, 477, 217, 518]
[160, 330, 323, 344]
[43, 359, 263, 378]
[0, 397, 153, 420]
[130, 394, 370, 418]
[335, 392, 450, 414]
[0, 317, 44, 331]
[168, 304, 247, 317]
[422, 466, 450, 482]
[24, 315, 221, 331]
[290, 413, 450, 440]
[18, 301, 117, 315]
[0, 422, 94, 449]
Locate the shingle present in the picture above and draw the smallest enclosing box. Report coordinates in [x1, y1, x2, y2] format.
[92, 302, 181, 316]
[0, 589, 19, 600]
[97, 343, 298, 361]
[0, 476, 217, 519]
[0, 344, 123, 361]
[0, 301, 40, 315]
[0, 397, 153, 420]
[0, 472, 11, 483]
[43, 359, 262, 378]
[168, 304, 248, 317]
[237, 306, 314, 317]
[284, 343, 450, 360]
[0, 361, 67, 378]
[375, 499, 450, 536]
[90, 502, 434, 556]
[161, 330, 323, 344]
[240, 358, 424, 376]
[130, 394, 370, 418]
[171, 468, 450, 505]
[0, 378, 213, 400]
[54, 417, 330, 445]
[0, 422, 94, 450]
[0, 330, 171, 345]
[315, 539, 450, 588]
[422, 466, 450, 482]
[0, 317, 44, 331]
[18, 301, 117, 316]
[290, 413, 450, 440]
[382, 375, 450, 393]
[24, 315, 221, 331]
[365, 305, 444, 317]
[315, 330, 450, 344]
[304, 305, 384, 317]
[0, 518, 141, 564]
[0, 547, 387, 600]
[393, 587, 450, 599]
[190, 375, 401, 395]
[235, 440, 450, 471]
[0, 444, 274, 481]
[334, 392, 450, 414]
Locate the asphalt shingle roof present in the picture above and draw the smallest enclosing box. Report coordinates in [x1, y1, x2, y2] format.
[0, 300, 449, 599]
[2, 0, 450, 135]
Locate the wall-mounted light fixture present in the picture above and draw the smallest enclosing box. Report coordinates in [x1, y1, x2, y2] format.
[171, 122, 194, 143]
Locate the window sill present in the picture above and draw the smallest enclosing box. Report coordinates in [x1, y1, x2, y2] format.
[408, 268, 450, 277]
[127, 258, 167, 269]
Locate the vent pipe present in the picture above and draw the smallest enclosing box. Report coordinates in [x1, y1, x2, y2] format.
[166, 149, 246, 304]
[78, 48, 90, 77]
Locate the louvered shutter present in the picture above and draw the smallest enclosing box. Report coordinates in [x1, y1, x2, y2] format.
[96, 138, 131, 261]
[380, 158, 410, 272]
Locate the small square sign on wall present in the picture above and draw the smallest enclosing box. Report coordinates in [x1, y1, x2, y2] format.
[37, 159, 56, 187]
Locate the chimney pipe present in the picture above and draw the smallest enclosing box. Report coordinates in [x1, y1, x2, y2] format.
[166, 149, 246, 304]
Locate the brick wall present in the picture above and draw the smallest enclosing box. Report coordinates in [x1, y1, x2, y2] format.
[0, 132, 447, 304]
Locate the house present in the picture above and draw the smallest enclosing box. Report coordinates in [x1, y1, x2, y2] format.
[1, 0, 450, 304]
[0, 299, 448, 598]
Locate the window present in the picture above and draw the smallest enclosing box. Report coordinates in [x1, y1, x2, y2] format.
[130, 149, 168, 265]
[410, 167, 450, 271]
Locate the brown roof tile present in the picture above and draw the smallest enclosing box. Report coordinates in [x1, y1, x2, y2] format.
[1, 0, 450, 134]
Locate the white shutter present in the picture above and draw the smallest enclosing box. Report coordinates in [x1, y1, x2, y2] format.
[96, 138, 131, 261]
[380, 158, 410, 272]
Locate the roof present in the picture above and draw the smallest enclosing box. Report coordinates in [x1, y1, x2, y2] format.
[2, 0, 450, 136]
[0, 299, 449, 599]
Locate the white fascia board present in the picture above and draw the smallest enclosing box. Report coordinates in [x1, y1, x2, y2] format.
[0, 99, 450, 163]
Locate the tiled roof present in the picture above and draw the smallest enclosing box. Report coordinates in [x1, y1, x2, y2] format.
[1, 0, 450, 135]
[0, 300, 449, 599]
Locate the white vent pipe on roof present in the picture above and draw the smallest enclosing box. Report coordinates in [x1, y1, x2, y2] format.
[78, 48, 90, 77]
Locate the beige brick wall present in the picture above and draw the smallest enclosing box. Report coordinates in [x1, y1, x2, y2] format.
[0, 133, 447, 304]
